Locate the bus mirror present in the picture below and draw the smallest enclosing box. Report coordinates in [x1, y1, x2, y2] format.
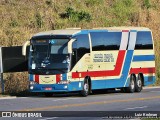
[22, 41, 30, 56]
[68, 39, 76, 54]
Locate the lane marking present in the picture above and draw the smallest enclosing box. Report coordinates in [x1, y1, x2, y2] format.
[124, 106, 148, 110]
[52, 98, 80, 102]
[38, 117, 58, 120]
[150, 91, 160, 93]
[18, 95, 160, 111]
[143, 86, 160, 89]
[0, 96, 16, 100]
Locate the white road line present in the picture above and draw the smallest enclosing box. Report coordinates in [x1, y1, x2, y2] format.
[143, 86, 160, 89]
[0, 96, 16, 100]
[150, 91, 160, 93]
[52, 98, 80, 101]
[38, 117, 58, 120]
[124, 106, 148, 110]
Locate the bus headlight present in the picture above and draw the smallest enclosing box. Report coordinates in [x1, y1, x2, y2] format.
[30, 86, 34, 90]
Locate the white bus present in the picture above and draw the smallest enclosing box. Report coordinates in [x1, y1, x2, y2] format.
[22, 27, 155, 97]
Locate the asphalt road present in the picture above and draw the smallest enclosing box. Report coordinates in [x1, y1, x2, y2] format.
[0, 87, 160, 120]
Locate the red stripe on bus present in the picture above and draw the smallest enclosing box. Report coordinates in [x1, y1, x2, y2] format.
[122, 30, 129, 32]
[129, 67, 155, 74]
[56, 74, 61, 83]
[72, 50, 126, 78]
[35, 75, 39, 84]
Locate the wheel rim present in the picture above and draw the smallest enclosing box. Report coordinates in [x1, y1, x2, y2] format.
[84, 83, 88, 93]
[137, 79, 142, 87]
[131, 80, 135, 90]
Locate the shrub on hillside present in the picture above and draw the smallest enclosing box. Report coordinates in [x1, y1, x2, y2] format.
[60, 7, 92, 22]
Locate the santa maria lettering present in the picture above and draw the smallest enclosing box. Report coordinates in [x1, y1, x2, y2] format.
[93, 54, 114, 62]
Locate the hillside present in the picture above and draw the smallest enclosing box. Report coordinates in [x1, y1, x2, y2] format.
[0, 0, 160, 94]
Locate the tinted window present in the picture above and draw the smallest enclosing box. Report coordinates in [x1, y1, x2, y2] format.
[73, 34, 90, 59]
[71, 34, 90, 68]
[50, 39, 68, 54]
[90, 32, 122, 51]
[135, 31, 153, 49]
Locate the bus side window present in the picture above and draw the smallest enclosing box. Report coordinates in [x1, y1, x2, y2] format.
[71, 34, 90, 69]
[90, 32, 121, 51]
[76, 34, 90, 61]
[135, 31, 153, 49]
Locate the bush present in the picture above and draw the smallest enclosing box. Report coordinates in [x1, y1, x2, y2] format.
[60, 7, 92, 22]
[143, 0, 151, 9]
[9, 20, 18, 27]
[45, 0, 53, 6]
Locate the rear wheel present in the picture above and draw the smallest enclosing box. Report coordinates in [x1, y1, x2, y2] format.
[135, 75, 143, 92]
[80, 79, 89, 97]
[126, 75, 136, 93]
[44, 93, 53, 97]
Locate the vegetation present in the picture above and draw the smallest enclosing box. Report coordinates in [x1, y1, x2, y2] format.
[0, 0, 160, 94]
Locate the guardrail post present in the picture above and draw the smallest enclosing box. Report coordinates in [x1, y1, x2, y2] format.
[0, 73, 4, 94]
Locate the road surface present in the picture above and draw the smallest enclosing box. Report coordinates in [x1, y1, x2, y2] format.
[0, 87, 160, 120]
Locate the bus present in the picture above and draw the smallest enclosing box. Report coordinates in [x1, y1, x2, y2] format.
[22, 27, 156, 97]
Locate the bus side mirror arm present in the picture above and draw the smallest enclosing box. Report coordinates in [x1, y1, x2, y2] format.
[22, 41, 30, 56]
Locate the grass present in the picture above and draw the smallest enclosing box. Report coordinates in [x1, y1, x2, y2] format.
[0, 0, 160, 94]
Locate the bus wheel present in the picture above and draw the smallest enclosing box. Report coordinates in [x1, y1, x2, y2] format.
[44, 93, 53, 97]
[126, 75, 136, 93]
[81, 79, 89, 97]
[135, 75, 143, 92]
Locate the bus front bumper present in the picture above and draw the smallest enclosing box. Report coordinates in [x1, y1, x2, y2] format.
[29, 82, 83, 93]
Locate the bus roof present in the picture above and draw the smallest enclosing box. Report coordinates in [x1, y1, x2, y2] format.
[92, 27, 151, 31]
[33, 27, 151, 37]
[33, 29, 81, 37]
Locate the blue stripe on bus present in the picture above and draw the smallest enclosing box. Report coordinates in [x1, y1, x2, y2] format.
[29, 74, 34, 81]
[74, 30, 108, 36]
[62, 74, 67, 80]
[132, 55, 155, 61]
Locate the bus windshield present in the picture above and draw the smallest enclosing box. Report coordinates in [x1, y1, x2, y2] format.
[29, 39, 70, 75]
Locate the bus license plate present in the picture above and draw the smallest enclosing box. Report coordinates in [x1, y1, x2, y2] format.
[45, 87, 52, 90]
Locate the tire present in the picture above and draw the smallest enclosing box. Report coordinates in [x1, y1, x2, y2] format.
[80, 79, 89, 97]
[126, 75, 136, 93]
[44, 93, 53, 97]
[135, 75, 143, 92]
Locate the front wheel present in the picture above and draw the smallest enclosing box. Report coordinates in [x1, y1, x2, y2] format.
[80, 79, 89, 97]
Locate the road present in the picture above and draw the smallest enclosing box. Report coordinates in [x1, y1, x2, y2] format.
[0, 87, 160, 120]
